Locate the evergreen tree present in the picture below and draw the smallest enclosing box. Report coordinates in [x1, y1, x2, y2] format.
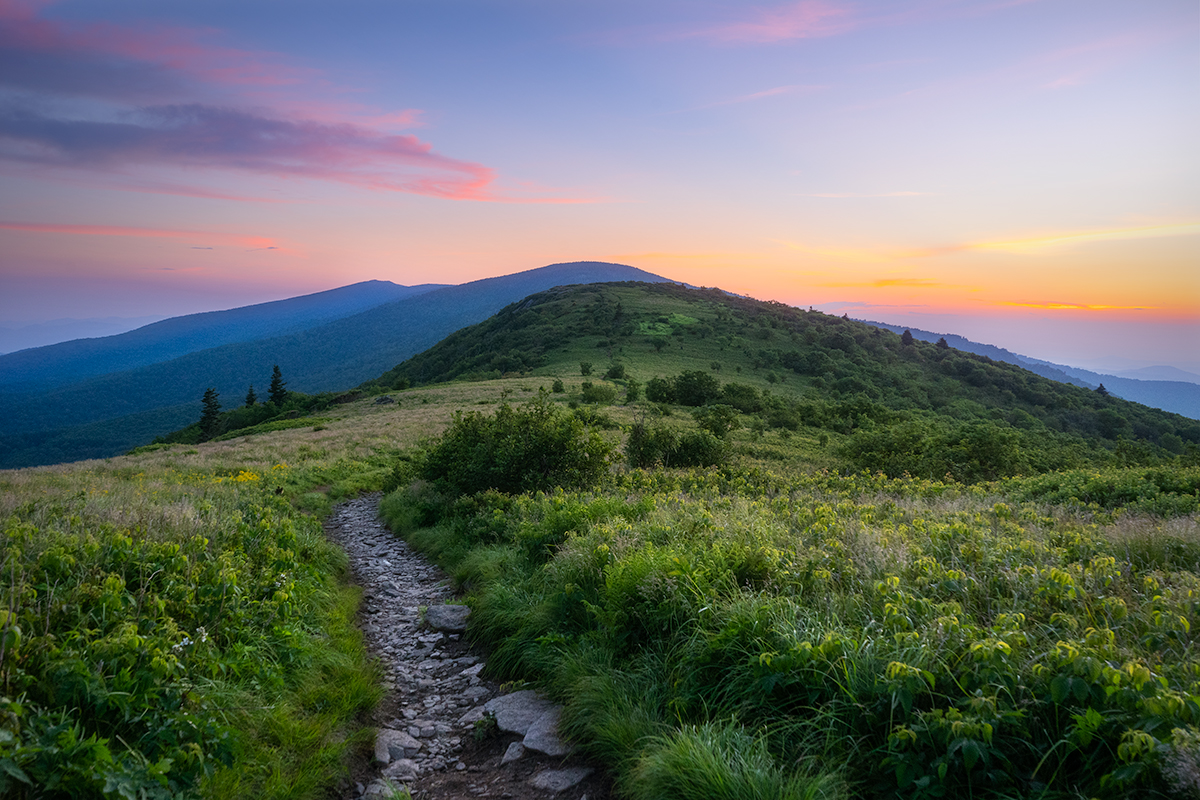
[901, 329, 915, 346]
[244, 384, 257, 407]
[936, 337, 949, 349]
[268, 365, 288, 405]
[1096, 383, 1110, 398]
[200, 388, 221, 441]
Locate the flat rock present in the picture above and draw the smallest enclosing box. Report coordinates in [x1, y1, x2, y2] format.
[382, 758, 420, 780]
[529, 767, 593, 793]
[424, 604, 471, 633]
[522, 706, 572, 757]
[457, 705, 486, 726]
[501, 741, 525, 765]
[376, 728, 421, 762]
[484, 690, 558, 736]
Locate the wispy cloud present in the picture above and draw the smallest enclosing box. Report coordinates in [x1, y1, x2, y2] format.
[0, 1, 580, 202]
[678, 1, 858, 44]
[996, 300, 1159, 311]
[969, 223, 1200, 253]
[0, 220, 278, 249]
[803, 191, 928, 198]
[0, 103, 497, 200]
[780, 222, 1199, 263]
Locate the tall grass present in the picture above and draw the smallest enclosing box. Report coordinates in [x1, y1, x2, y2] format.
[381, 466, 1200, 798]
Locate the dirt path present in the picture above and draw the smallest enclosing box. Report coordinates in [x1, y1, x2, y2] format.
[324, 495, 612, 800]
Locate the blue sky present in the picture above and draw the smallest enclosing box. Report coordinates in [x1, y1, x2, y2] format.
[1, 0, 1196, 371]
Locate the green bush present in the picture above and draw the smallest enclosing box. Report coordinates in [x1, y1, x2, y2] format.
[421, 392, 613, 495]
[581, 382, 618, 404]
[692, 404, 740, 438]
[626, 422, 726, 469]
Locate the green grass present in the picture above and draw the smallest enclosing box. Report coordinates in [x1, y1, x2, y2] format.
[380, 462, 1200, 799]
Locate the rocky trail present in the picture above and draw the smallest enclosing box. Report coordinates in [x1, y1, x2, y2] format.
[324, 495, 611, 800]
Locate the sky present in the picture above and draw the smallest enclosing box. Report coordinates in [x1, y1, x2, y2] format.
[1, 0, 1197, 372]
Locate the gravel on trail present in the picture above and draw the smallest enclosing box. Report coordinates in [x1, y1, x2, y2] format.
[324, 495, 611, 800]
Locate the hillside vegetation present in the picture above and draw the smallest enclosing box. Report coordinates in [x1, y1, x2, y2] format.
[3, 281, 1198, 799]
[0, 262, 668, 469]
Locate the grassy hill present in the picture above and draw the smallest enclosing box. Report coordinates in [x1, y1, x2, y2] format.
[2, 280, 1198, 799]
[366, 281, 1200, 479]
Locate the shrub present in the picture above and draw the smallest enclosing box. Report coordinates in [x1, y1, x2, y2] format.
[692, 404, 740, 438]
[552, 379, 565, 394]
[645, 377, 675, 404]
[421, 392, 613, 495]
[625, 379, 641, 403]
[626, 422, 727, 468]
[674, 370, 722, 406]
[581, 382, 618, 404]
[605, 363, 626, 380]
[721, 382, 763, 413]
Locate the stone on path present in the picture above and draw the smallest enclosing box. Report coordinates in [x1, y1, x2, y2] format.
[529, 767, 593, 793]
[523, 706, 572, 756]
[484, 689, 558, 736]
[501, 741, 525, 765]
[375, 728, 421, 763]
[424, 604, 471, 632]
[457, 705, 486, 726]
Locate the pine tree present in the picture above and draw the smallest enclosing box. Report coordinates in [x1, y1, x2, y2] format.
[200, 388, 221, 441]
[936, 337, 949, 349]
[245, 384, 257, 407]
[901, 329, 915, 346]
[268, 365, 288, 406]
[1096, 383, 1110, 398]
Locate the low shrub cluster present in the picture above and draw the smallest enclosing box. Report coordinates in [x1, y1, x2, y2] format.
[625, 420, 726, 469]
[0, 465, 379, 799]
[420, 392, 613, 496]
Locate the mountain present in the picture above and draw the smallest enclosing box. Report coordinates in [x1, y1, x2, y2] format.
[0, 315, 167, 355]
[862, 320, 1200, 420]
[0, 262, 669, 468]
[1111, 365, 1200, 385]
[362, 281, 1199, 477]
[0, 279, 439, 391]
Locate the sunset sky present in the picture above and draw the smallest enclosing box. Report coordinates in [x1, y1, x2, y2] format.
[1, 0, 1196, 372]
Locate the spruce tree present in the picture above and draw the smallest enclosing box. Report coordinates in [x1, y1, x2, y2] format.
[245, 384, 257, 407]
[1096, 383, 1110, 398]
[200, 388, 221, 441]
[901, 329, 915, 346]
[936, 337, 949, 349]
[268, 365, 288, 405]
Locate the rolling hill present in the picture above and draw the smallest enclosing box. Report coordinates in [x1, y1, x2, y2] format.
[0, 279, 439, 391]
[365, 281, 1200, 478]
[0, 262, 668, 468]
[863, 320, 1200, 420]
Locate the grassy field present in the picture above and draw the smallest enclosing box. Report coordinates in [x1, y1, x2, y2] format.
[3, 283, 1199, 798]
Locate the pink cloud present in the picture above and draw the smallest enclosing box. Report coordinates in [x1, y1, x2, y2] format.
[679, 1, 858, 44]
[0, 220, 278, 248]
[0, 2, 582, 202]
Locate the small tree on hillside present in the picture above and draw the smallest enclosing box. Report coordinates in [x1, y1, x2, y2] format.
[268, 365, 288, 405]
[244, 384, 257, 407]
[200, 388, 221, 441]
[901, 329, 915, 346]
[1096, 383, 1110, 398]
[936, 337, 949, 350]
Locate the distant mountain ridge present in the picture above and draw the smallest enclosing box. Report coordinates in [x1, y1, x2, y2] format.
[0, 262, 670, 468]
[0, 316, 168, 355]
[862, 320, 1200, 420]
[0, 279, 440, 391]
